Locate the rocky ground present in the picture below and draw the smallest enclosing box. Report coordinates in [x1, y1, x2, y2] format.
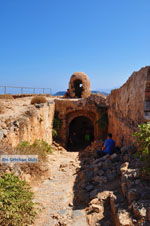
[31, 142, 150, 226]
[0, 136, 150, 225]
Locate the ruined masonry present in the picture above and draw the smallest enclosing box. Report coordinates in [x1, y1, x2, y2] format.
[0, 67, 150, 226]
[0, 67, 150, 148]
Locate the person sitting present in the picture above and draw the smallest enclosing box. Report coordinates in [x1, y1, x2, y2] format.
[96, 133, 115, 158]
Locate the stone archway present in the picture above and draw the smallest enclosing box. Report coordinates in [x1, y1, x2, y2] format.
[63, 110, 99, 150]
[67, 116, 94, 150]
[69, 72, 91, 98]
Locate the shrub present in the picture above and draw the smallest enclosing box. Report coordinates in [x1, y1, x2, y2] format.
[0, 173, 36, 226]
[15, 140, 53, 178]
[17, 141, 30, 147]
[0, 94, 14, 99]
[134, 122, 150, 176]
[16, 139, 53, 161]
[31, 95, 47, 105]
[52, 128, 58, 137]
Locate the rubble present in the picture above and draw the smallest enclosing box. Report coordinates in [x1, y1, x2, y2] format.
[73, 142, 150, 225]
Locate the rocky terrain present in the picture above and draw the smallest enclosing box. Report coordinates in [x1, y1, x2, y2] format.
[21, 142, 150, 226]
[0, 66, 149, 225]
[0, 125, 150, 225]
[0, 96, 55, 147]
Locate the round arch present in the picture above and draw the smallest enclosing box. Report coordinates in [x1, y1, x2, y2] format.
[57, 109, 101, 148]
[69, 72, 91, 98]
[67, 116, 94, 150]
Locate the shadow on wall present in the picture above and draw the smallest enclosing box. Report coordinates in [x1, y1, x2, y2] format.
[144, 68, 150, 120]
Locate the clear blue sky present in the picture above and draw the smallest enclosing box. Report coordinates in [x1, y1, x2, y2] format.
[0, 0, 150, 93]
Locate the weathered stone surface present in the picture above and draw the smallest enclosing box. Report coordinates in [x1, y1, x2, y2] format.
[108, 66, 150, 146]
[120, 162, 129, 174]
[132, 202, 147, 218]
[117, 210, 133, 226]
[127, 189, 140, 204]
[110, 194, 118, 214]
[90, 198, 99, 205]
[91, 204, 104, 213]
[0, 99, 55, 147]
[72, 210, 88, 226]
[69, 72, 91, 98]
[55, 96, 107, 147]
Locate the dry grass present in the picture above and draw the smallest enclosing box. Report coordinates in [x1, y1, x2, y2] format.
[0, 94, 14, 99]
[14, 140, 53, 177]
[15, 140, 52, 161]
[13, 93, 52, 99]
[31, 95, 47, 105]
[0, 141, 53, 178]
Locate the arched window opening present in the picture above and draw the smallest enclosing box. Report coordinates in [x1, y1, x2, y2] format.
[74, 79, 83, 98]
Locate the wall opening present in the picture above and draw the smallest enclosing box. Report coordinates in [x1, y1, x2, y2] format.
[68, 72, 91, 98]
[67, 116, 94, 151]
[74, 79, 83, 98]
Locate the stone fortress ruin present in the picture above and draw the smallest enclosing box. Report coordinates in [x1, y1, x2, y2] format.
[0, 66, 150, 148]
[0, 66, 149, 149]
[0, 66, 150, 226]
[55, 72, 107, 150]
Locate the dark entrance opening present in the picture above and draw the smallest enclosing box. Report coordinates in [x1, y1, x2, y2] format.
[74, 79, 83, 98]
[67, 116, 94, 151]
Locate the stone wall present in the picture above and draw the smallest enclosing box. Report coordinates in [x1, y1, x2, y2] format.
[0, 100, 55, 147]
[108, 66, 150, 146]
[1, 67, 149, 149]
[54, 94, 107, 147]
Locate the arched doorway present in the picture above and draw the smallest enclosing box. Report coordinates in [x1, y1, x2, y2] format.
[67, 116, 94, 151]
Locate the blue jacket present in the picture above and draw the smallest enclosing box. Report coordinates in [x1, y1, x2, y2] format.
[103, 138, 115, 154]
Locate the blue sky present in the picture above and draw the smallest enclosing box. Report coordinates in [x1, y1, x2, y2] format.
[0, 0, 150, 93]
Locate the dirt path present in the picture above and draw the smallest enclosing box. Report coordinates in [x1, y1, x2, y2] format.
[33, 150, 88, 226]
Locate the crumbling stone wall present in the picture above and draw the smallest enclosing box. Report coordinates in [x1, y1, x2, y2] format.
[69, 72, 91, 98]
[2, 66, 149, 150]
[0, 100, 55, 147]
[108, 66, 150, 146]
